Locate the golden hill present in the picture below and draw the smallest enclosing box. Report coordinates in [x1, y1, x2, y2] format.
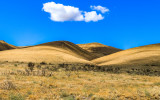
[39, 41, 97, 60]
[0, 40, 17, 51]
[0, 41, 95, 64]
[78, 42, 122, 58]
[92, 43, 160, 66]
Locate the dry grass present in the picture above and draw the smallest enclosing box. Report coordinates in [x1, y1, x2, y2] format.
[0, 41, 99, 64]
[93, 43, 160, 66]
[0, 63, 160, 100]
[0, 46, 92, 64]
[78, 42, 122, 58]
[1, 41, 160, 99]
[0, 40, 17, 51]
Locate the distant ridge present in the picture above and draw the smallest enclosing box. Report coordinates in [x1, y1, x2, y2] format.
[78, 42, 122, 58]
[0, 40, 17, 51]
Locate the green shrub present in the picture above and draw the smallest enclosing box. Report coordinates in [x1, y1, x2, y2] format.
[60, 92, 69, 98]
[145, 90, 151, 98]
[14, 64, 17, 67]
[9, 93, 25, 100]
[153, 82, 160, 86]
[63, 96, 75, 100]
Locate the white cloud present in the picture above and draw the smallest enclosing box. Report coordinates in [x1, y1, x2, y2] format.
[84, 11, 104, 22]
[90, 5, 109, 13]
[43, 2, 108, 22]
[43, 2, 84, 22]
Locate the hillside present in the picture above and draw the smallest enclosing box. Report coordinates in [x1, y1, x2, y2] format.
[78, 42, 122, 58]
[0, 41, 95, 64]
[92, 43, 160, 66]
[0, 40, 17, 51]
[39, 41, 97, 60]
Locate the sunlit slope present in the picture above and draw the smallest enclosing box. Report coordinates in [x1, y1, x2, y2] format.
[0, 41, 95, 64]
[92, 44, 160, 66]
[0, 40, 17, 51]
[78, 43, 122, 58]
[39, 41, 97, 60]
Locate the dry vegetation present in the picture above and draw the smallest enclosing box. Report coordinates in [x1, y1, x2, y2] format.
[0, 40, 17, 51]
[78, 43, 122, 58]
[0, 62, 160, 100]
[1, 41, 160, 99]
[0, 41, 97, 64]
[93, 43, 160, 66]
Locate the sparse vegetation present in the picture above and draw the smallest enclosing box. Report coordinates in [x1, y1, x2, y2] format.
[9, 93, 25, 100]
[14, 64, 17, 67]
[28, 62, 35, 72]
[40, 61, 47, 65]
[0, 80, 16, 90]
[0, 62, 160, 99]
[1, 41, 160, 99]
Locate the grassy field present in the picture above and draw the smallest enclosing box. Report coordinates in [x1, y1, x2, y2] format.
[0, 62, 160, 100]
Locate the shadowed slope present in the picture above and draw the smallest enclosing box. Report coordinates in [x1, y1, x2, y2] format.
[78, 43, 122, 58]
[92, 43, 160, 66]
[0, 40, 17, 51]
[0, 41, 95, 64]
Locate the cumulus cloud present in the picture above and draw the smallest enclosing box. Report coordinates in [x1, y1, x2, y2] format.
[43, 2, 84, 22]
[84, 11, 104, 22]
[42, 2, 109, 22]
[90, 5, 109, 13]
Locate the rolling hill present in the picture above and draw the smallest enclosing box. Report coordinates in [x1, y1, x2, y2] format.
[92, 43, 160, 66]
[78, 42, 122, 58]
[39, 41, 97, 60]
[0, 40, 17, 51]
[0, 41, 96, 64]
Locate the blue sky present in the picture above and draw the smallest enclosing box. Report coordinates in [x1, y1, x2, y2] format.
[0, 0, 160, 49]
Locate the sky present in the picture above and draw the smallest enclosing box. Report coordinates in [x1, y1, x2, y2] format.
[0, 0, 160, 50]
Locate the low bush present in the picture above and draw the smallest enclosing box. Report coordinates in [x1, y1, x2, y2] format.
[28, 62, 35, 72]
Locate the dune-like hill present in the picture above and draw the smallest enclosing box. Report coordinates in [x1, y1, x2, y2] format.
[92, 43, 160, 66]
[39, 41, 97, 60]
[0, 40, 17, 51]
[78, 43, 122, 58]
[0, 41, 95, 64]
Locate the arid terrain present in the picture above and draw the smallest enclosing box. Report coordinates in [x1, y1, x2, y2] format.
[78, 43, 122, 58]
[93, 43, 160, 66]
[0, 40, 160, 100]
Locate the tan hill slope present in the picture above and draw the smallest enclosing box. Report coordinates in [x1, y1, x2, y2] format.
[78, 43, 122, 58]
[0, 41, 95, 64]
[0, 40, 17, 51]
[39, 41, 97, 60]
[92, 43, 160, 66]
